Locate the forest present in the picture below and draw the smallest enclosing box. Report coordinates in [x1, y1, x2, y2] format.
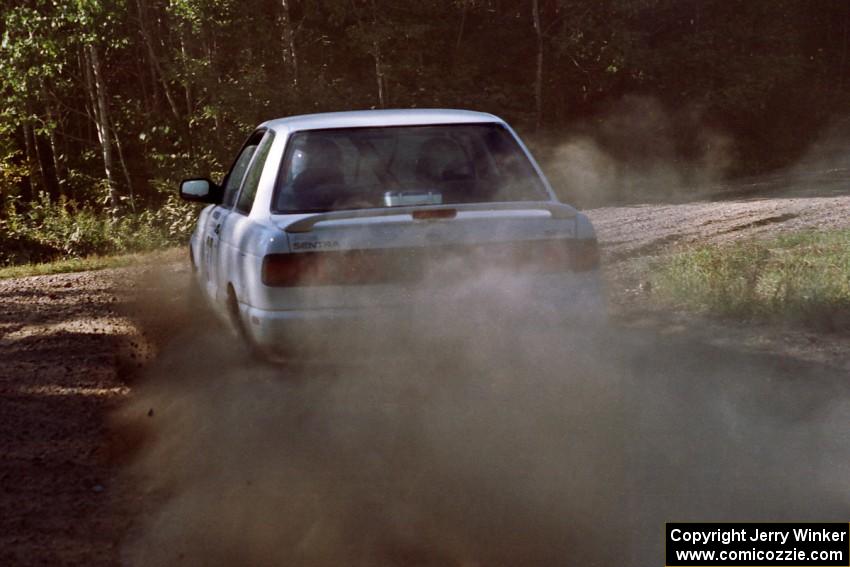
[1, 0, 849, 265]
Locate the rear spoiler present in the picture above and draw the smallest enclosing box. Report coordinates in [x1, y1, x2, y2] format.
[282, 201, 577, 233]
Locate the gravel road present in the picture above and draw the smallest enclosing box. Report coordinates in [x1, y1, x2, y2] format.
[0, 271, 139, 565]
[590, 195, 850, 262]
[0, 191, 848, 565]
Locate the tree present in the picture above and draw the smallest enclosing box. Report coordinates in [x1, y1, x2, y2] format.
[1, 0, 848, 222]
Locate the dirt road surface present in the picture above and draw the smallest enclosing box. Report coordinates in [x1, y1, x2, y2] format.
[0, 192, 848, 565]
[593, 195, 850, 261]
[0, 272, 139, 565]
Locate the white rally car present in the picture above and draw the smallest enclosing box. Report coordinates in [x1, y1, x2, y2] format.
[180, 109, 604, 357]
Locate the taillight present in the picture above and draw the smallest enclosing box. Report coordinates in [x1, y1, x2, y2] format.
[522, 238, 599, 273]
[262, 254, 311, 286]
[568, 238, 600, 272]
[262, 250, 412, 287]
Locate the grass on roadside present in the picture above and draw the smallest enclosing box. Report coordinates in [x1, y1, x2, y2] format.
[650, 230, 850, 332]
[0, 248, 184, 280]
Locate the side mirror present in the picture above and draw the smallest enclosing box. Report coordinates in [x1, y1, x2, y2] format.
[180, 178, 223, 204]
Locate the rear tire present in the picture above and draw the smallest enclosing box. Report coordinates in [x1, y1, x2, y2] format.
[186, 266, 205, 314]
[186, 255, 216, 328]
[226, 285, 272, 363]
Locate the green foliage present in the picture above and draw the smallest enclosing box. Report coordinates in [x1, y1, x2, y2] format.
[0, 192, 197, 266]
[651, 231, 850, 332]
[0, 247, 182, 279]
[0, 252, 135, 280]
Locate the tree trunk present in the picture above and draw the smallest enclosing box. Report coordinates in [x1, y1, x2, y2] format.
[147, 41, 159, 115]
[85, 44, 120, 210]
[41, 80, 66, 196]
[841, 2, 849, 90]
[45, 115, 65, 197]
[178, 36, 197, 158]
[206, 36, 223, 135]
[78, 49, 95, 144]
[136, 0, 184, 126]
[21, 122, 42, 200]
[137, 53, 152, 116]
[180, 38, 193, 118]
[532, 0, 544, 130]
[31, 125, 58, 199]
[112, 125, 135, 211]
[280, 0, 299, 89]
[373, 37, 386, 108]
[456, 0, 468, 52]
[371, 1, 386, 108]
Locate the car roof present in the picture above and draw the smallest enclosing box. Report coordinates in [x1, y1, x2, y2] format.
[260, 109, 504, 134]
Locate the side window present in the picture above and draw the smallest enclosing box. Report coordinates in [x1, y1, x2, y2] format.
[221, 133, 262, 208]
[236, 131, 275, 214]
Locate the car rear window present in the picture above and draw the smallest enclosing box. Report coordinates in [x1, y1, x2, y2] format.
[271, 123, 549, 213]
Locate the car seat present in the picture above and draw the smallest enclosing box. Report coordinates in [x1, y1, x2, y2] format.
[414, 137, 471, 185]
[290, 137, 345, 192]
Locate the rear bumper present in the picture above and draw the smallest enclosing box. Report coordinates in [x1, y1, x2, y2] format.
[240, 271, 607, 355]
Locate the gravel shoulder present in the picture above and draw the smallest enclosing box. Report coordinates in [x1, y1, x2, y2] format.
[585, 192, 850, 372]
[0, 271, 139, 565]
[0, 259, 181, 566]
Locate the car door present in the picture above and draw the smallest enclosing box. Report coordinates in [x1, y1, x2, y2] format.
[202, 131, 264, 305]
[217, 130, 276, 305]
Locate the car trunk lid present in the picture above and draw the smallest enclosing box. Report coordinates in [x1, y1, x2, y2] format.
[261, 204, 594, 308]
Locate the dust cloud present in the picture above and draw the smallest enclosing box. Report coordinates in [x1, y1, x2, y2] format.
[779, 115, 850, 198]
[791, 116, 850, 173]
[115, 260, 850, 566]
[539, 96, 734, 207]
